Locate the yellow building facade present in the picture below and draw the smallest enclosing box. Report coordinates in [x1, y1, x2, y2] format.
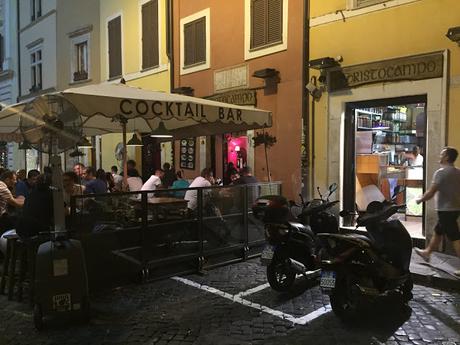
[99, 0, 171, 172]
[309, 0, 460, 241]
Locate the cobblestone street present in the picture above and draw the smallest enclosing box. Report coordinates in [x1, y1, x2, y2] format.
[0, 259, 459, 345]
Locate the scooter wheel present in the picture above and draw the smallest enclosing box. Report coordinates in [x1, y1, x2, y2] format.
[402, 278, 413, 302]
[267, 260, 295, 292]
[33, 303, 44, 331]
[80, 296, 91, 323]
[330, 277, 360, 323]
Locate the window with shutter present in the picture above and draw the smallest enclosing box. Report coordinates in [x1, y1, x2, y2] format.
[250, 0, 282, 50]
[30, 0, 42, 22]
[355, 0, 387, 8]
[108, 16, 122, 79]
[142, 0, 159, 70]
[183, 17, 206, 68]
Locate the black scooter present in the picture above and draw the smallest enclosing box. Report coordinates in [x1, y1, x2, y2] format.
[318, 195, 413, 321]
[256, 184, 339, 292]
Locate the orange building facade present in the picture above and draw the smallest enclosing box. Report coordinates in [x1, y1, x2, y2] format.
[172, 0, 306, 199]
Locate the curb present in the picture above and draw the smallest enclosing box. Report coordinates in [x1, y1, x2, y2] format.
[411, 270, 460, 291]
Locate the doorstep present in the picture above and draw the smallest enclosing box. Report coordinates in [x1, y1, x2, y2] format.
[410, 248, 460, 291]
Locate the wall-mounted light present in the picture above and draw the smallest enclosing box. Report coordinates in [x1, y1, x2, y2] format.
[446, 26, 460, 46]
[235, 145, 240, 152]
[309, 57, 341, 70]
[309, 56, 344, 92]
[171, 86, 194, 96]
[252, 68, 280, 94]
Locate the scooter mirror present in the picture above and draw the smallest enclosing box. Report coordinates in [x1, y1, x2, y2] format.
[339, 210, 349, 217]
[329, 183, 338, 194]
[391, 185, 406, 200]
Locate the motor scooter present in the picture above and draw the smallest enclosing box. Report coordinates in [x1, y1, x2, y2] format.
[255, 184, 339, 292]
[318, 191, 413, 321]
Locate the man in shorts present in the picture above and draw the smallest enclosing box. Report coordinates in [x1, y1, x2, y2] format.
[415, 147, 460, 276]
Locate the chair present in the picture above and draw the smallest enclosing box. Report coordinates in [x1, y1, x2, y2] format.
[0, 232, 39, 303]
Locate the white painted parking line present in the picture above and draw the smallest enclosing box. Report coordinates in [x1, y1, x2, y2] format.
[234, 283, 270, 298]
[172, 276, 331, 325]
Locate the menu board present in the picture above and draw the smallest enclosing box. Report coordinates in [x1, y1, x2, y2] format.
[180, 138, 196, 170]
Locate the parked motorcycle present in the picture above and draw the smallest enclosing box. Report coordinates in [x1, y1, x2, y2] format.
[255, 184, 339, 292]
[318, 195, 413, 321]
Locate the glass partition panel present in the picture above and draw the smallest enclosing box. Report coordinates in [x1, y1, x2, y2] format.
[70, 192, 142, 234]
[201, 185, 245, 251]
[248, 182, 282, 244]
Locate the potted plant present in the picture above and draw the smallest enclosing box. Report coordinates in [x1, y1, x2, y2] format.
[252, 130, 276, 182]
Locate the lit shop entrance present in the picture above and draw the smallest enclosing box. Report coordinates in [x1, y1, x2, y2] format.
[343, 95, 427, 238]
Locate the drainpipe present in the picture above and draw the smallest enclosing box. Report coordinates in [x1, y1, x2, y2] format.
[166, 0, 175, 166]
[166, 0, 174, 92]
[301, 0, 310, 199]
[310, 77, 316, 198]
[16, 0, 21, 101]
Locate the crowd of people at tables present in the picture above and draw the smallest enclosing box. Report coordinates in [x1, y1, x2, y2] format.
[0, 160, 259, 240]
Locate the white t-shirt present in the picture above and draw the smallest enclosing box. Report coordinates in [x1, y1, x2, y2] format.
[410, 154, 424, 167]
[432, 165, 460, 211]
[184, 176, 212, 210]
[0, 181, 13, 215]
[127, 176, 143, 192]
[141, 175, 162, 198]
[112, 173, 123, 190]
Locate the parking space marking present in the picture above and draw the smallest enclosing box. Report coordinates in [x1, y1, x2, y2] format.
[234, 283, 270, 298]
[172, 276, 331, 325]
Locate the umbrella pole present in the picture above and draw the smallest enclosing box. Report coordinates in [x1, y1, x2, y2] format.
[121, 120, 128, 191]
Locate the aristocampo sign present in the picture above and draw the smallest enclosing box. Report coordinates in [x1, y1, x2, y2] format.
[329, 52, 444, 91]
[206, 89, 256, 106]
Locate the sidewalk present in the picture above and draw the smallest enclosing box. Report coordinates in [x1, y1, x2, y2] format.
[410, 248, 460, 290]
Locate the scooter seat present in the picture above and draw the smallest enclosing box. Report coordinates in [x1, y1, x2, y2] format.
[288, 222, 313, 236]
[352, 234, 374, 245]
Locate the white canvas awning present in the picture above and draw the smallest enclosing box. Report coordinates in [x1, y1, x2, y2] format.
[0, 83, 272, 141]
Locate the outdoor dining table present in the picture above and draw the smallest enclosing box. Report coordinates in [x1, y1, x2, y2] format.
[133, 197, 189, 223]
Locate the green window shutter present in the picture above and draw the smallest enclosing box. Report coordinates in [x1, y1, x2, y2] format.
[267, 0, 282, 45]
[194, 17, 206, 64]
[184, 17, 206, 67]
[142, 0, 159, 70]
[356, 0, 386, 8]
[251, 0, 282, 50]
[251, 0, 266, 49]
[184, 22, 195, 67]
[108, 16, 122, 78]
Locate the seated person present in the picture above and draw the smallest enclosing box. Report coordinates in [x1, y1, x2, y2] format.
[15, 169, 40, 199]
[0, 170, 24, 235]
[170, 170, 190, 198]
[127, 168, 143, 192]
[141, 169, 164, 198]
[16, 174, 53, 239]
[184, 168, 214, 212]
[63, 171, 85, 213]
[83, 168, 108, 194]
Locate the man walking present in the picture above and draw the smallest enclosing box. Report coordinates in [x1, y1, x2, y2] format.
[415, 147, 460, 277]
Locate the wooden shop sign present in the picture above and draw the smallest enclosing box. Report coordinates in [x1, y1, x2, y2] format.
[206, 89, 256, 106]
[328, 52, 444, 91]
